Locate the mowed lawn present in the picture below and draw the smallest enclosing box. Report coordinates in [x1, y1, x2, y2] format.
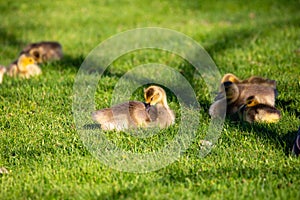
[1, 0, 300, 199]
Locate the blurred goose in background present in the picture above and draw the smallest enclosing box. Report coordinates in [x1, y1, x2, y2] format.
[0, 66, 6, 83]
[20, 41, 63, 64]
[7, 54, 41, 79]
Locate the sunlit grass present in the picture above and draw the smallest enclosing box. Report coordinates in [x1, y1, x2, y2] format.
[0, 0, 299, 199]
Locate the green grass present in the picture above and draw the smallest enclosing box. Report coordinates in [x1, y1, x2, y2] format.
[1, 0, 300, 199]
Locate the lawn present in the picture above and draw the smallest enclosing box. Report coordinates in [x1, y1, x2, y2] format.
[1, 0, 300, 199]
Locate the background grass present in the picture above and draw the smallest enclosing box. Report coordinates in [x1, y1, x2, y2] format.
[1, 0, 300, 199]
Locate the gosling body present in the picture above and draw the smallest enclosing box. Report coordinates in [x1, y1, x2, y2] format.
[239, 96, 281, 123]
[92, 85, 175, 131]
[92, 101, 152, 131]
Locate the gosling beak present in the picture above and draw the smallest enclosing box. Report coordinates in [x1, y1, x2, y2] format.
[144, 102, 151, 111]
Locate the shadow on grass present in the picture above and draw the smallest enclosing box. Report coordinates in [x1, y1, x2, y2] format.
[171, 0, 300, 13]
[237, 122, 299, 156]
[94, 165, 297, 199]
[277, 98, 300, 117]
[0, 28, 25, 48]
[205, 15, 300, 57]
[82, 123, 101, 130]
[155, 166, 296, 194]
[59, 54, 85, 69]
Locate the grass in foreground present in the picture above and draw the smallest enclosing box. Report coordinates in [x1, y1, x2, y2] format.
[0, 0, 300, 199]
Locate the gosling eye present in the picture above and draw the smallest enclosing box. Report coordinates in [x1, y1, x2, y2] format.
[151, 97, 154, 101]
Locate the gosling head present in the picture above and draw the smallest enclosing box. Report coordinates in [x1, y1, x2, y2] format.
[29, 48, 42, 63]
[0, 66, 6, 73]
[144, 85, 167, 106]
[17, 54, 36, 72]
[245, 95, 260, 107]
[239, 95, 262, 112]
[223, 81, 239, 104]
[221, 73, 241, 83]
